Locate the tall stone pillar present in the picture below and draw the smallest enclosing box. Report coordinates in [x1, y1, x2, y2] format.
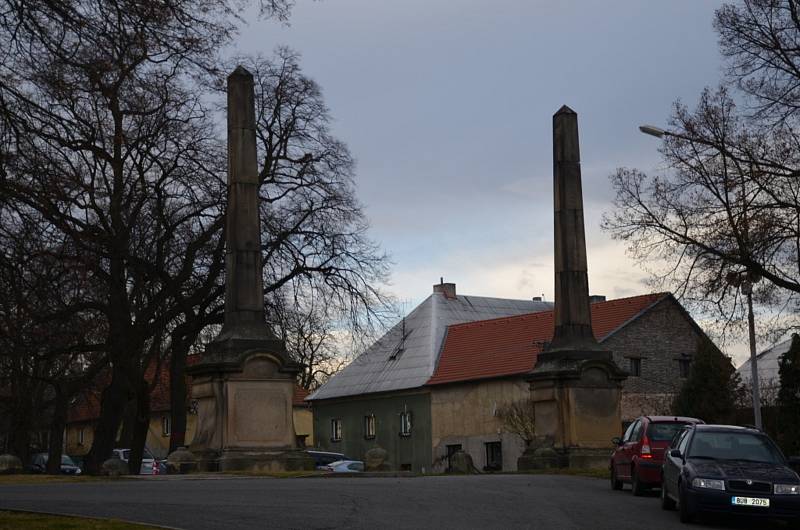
[186, 67, 312, 472]
[519, 106, 626, 471]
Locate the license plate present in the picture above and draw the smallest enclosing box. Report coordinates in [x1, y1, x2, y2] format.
[731, 496, 770, 507]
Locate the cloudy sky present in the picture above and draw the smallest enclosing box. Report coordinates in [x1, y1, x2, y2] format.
[236, 1, 747, 358]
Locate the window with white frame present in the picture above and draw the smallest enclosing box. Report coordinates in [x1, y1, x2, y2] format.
[161, 414, 171, 437]
[78, 428, 84, 446]
[400, 411, 412, 436]
[364, 414, 376, 439]
[331, 418, 343, 442]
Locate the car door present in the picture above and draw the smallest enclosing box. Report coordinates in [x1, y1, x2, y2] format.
[663, 428, 690, 496]
[613, 422, 637, 478]
[620, 420, 643, 480]
[616, 420, 640, 480]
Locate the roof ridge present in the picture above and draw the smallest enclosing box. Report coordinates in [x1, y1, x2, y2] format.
[446, 292, 666, 332]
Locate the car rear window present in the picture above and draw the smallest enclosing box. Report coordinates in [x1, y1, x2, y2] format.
[646, 422, 688, 442]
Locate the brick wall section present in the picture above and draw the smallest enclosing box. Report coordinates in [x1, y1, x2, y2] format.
[603, 297, 704, 420]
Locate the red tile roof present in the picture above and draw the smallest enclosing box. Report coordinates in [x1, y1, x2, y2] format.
[426, 293, 669, 386]
[293, 386, 311, 407]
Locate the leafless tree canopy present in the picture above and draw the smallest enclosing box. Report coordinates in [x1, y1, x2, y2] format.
[603, 1, 800, 341]
[0, 2, 394, 471]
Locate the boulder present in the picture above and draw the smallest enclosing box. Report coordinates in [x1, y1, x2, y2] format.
[365, 446, 390, 471]
[166, 446, 197, 474]
[100, 456, 129, 477]
[0, 454, 23, 474]
[449, 450, 476, 474]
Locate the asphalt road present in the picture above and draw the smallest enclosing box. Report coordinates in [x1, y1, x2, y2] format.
[0, 474, 793, 530]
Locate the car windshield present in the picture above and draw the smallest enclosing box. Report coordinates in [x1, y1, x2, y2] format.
[647, 422, 688, 442]
[61, 455, 77, 466]
[687, 431, 783, 463]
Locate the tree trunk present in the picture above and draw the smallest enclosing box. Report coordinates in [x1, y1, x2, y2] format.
[46, 392, 68, 474]
[127, 377, 150, 475]
[84, 362, 132, 474]
[169, 337, 188, 453]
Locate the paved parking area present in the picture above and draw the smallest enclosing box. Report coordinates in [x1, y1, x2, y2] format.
[0, 474, 792, 529]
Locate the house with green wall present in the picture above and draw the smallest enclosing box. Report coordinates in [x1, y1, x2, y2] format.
[307, 282, 552, 472]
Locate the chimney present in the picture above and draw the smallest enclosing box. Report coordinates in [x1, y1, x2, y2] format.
[589, 295, 606, 304]
[532, 296, 542, 302]
[433, 280, 456, 299]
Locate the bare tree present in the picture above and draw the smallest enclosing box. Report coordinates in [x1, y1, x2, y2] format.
[603, 1, 800, 341]
[496, 398, 536, 445]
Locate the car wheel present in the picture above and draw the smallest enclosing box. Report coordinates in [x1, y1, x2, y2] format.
[660, 479, 676, 510]
[678, 481, 696, 524]
[610, 467, 623, 490]
[631, 467, 646, 496]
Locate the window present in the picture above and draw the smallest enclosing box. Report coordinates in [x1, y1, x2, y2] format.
[330, 418, 342, 442]
[485, 441, 502, 471]
[631, 420, 644, 442]
[78, 428, 84, 446]
[161, 415, 171, 437]
[628, 357, 641, 377]
[446, 444, 462, 471]
[364, 415, 376, 439]
[400, 411, 412, 436]
[622, 420, 638, 443]
[678, 358, 691, 378]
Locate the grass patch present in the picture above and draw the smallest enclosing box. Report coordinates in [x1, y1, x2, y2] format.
[0, 510, 157, 529]
[0, 475, 122, 485]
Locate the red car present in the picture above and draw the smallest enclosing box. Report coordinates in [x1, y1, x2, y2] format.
[610, 415, 703, 495]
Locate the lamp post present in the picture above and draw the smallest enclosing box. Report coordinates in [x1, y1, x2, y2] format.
[639, 124, 764, 429]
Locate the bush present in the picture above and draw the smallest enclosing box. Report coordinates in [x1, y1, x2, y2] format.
[674, 339, 743, 424]
[777, 334, 800, 456]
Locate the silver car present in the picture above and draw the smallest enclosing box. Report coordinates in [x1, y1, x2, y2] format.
[113, 447, 157, 475]
[323, 460, 364, 473]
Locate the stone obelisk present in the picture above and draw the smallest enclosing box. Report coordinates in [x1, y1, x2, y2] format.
[520, 106, 626, 470]
[187, 67, 312, 472]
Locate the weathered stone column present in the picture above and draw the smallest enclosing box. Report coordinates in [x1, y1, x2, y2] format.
[550, 106, 599, 353]
[519, 106, 626, 471]
[185, 67, 312, 473]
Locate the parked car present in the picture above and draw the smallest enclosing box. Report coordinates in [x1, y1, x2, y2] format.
[113, 447, 157, 475]
[323, 460, 364, 473]
[306, 450, 348, 470]
[28, 453, 82, 475]
[661, 424, 800, 524]
[610, 415, 703, 495]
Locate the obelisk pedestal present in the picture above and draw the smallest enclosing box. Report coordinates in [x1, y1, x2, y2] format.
[186, 67, 312, 472]
[519, 106, 626, 471]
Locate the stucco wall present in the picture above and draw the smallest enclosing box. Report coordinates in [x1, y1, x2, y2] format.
[603, 297, 705, 421]
[430, 378, 529, 472]
[293, 407, 313, 446]
[312, 391, 432, 473]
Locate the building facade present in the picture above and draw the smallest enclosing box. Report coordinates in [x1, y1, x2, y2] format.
[312, 289, 715, 472]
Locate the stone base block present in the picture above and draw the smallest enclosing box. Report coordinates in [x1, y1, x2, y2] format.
[518, 446, 610, 471]
[202, 449, 314, 473]
[565, 448, 611, 470]
[517, 447, 566, 471]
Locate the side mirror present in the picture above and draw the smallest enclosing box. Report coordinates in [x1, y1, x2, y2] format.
[611, 437, 622, 446]
[669, 449, 682, 458]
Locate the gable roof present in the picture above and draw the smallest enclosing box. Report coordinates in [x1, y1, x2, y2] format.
[306, 292, 553, 401]
[737, 335, 797, 386]
[426, 292, 669, 386]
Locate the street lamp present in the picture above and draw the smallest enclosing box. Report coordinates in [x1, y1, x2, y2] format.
[638, 125, 666, 138]
[639, 124, 764, 429]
